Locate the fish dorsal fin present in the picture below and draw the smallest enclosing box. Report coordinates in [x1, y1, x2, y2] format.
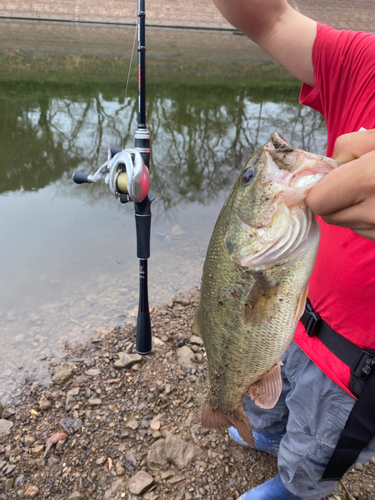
[247, 361, 283, 409]
[191, 314, 202, 338]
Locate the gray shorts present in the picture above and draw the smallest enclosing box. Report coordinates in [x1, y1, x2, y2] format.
[242, 341, 374, 499]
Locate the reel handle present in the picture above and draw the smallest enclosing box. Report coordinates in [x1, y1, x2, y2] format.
[72, 171, 90, 184]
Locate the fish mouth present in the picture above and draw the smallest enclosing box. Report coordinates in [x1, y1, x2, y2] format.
[267, 132, 340, 189]
[290, 153, 339, 191]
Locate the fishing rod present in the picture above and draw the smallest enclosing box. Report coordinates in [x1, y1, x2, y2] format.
[72, 0, 153, 355]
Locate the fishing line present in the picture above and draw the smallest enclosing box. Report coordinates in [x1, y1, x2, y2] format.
[123, 22, 138, 148]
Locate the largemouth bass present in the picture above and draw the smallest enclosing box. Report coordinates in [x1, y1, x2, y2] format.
[193, 132, 339, 446]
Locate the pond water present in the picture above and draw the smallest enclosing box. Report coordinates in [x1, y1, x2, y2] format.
[0, 54, 328, 399]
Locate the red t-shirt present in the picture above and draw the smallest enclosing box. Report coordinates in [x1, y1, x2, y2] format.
[295, 23, 375, 396]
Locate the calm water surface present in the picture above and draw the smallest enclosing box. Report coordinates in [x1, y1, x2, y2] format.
[0, 76, 328, 399]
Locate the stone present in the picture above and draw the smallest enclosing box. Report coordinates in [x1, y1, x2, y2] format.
[88, 398, 102, 406]
[128, 471, 154, 495]
[116, 466, 125, 476]
[126, 420, 139, 430]
[104, 479, 126, 500]
[165, 434, 202, 469]
[25, 485, 39, 498]
[150, 419, 161, 431]
[168, 475, 185, 484]
[67, 387, 80, 397]
[114, 352, 142, 369]
[30, 444, 45, 457]
[48, 455, 59, 466]
[24, 435, 36, 448]
[65, 395, 77, 411]
[96, 456, 107, 465]
[52, 364, 74, 385]
[5, 477, 14, 491]
[39, 399, 52, 411]
[0, 401, 3, 418]
[15, 475, 24, 486]
[125, 451, 137, 466]
[3, 464, 16, 475]
[85, 368, 101, 376]
[68, 493, 85, 500]
[153, 337, 165, 346]
[176, 346, 195, 368]
[60, 417, 83, 434]
[148, 439, 168, 467]
[189, 335, 203, 346]
[66, 387, 80, 409]
[0, 419, 13, 438]
[165, 384, 173, 395]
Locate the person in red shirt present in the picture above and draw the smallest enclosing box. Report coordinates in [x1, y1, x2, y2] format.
[210, 1, 375, 499]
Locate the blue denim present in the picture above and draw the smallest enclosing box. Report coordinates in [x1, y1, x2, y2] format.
[228, 426, 285, 457]
[237, 474, 303, 499]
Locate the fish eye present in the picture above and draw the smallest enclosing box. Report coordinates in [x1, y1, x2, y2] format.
[242, 167, 256, 184]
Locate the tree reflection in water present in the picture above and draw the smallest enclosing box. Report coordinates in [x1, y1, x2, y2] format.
[0, 82, 327, 206]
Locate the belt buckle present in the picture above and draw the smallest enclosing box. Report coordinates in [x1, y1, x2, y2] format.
[353, 351, 375, 379]
[304, 301, 321, 338]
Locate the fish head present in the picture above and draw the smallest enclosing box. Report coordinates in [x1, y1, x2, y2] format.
[224, 132, 339, 268]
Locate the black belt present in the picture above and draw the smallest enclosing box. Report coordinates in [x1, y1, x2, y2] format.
[301, 298, 375, 481]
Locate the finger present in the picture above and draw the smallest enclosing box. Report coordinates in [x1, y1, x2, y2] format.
[322, 203, 372, 229]
[333, 129, 375, 163]
[306, 158, 365, 215]
[322, 203, 375, 242]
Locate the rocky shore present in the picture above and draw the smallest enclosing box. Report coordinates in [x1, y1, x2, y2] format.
[0, 289, 374, 499]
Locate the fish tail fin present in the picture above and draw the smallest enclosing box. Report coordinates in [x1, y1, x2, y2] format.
[201, 401, 254, 447]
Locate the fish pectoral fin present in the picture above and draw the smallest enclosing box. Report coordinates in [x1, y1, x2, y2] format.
[201, 401, 254, 447]
[247, 361, 283, 409]
[191, 314, 202, 338]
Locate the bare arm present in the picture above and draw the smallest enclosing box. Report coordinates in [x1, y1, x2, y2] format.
[306, 130, 375, 241]
[212, 0, 316, 86]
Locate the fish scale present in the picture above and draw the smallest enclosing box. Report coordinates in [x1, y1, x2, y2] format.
[193, 132, 339, 446]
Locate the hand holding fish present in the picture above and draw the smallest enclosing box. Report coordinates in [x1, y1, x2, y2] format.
[306, 129, 375, 241]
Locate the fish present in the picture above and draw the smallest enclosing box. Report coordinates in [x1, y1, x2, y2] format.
[193, 132, 339, 446]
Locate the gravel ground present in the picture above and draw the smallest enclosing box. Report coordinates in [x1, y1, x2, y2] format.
[0, 288, 375, 500]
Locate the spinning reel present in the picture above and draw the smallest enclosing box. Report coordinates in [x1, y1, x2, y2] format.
[72, 147, 150, 204]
